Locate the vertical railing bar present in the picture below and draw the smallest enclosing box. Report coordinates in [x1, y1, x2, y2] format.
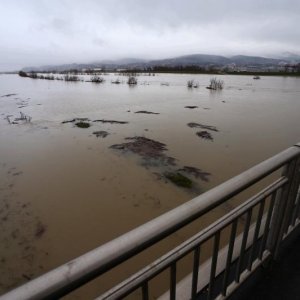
[191, 245, 201, 299]
[142, 282, 149, 300]
[235, 209, 252, 283]
[221, 219, 238, 296]
[273, 161, 297, 258]
[170, 263, 177, 300]
[298, 195, 300, 220]
[207, 231, 220, 300]
[291, 186, 300, 226]
[247, 199, 266, 271]
[288, 158, 300, 227]
[296, 187, 300, 221]
[283, 158, 300, 233]
[259, 191, 276, 259]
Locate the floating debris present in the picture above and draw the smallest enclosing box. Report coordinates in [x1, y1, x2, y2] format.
[93, 131, 109, 138]
[185, 106, 198, 109]
[134, 111, 160, 115]
[196, 131, 213, 141]
[178, 166, 210, 182]
[93, 119, 128, 124]
[164, 172, 192, 188]
[187, 122, 218, 132]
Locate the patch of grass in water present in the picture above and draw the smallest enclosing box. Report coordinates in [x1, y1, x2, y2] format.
[75, 121, 90, 128]
[165, 172, 192, 188]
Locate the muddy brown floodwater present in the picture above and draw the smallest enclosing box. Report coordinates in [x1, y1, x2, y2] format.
[0, 73, 300, 299]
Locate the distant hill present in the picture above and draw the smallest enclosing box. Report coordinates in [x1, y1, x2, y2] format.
[96, 58, 148, 65]
[278, 52, 300, 62]
[22, 63, 100, 72]
[22, 59, 148, 72]
[22, 53, 293, 72]
[230, 55, 283, 65]
[149, 54, 231, 66]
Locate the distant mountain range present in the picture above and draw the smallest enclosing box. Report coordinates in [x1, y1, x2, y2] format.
[22, 54, 300, 72]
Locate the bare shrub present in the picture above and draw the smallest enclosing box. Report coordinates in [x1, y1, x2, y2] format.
[127, 76, 137, 85]
[207, 77, 224, 90]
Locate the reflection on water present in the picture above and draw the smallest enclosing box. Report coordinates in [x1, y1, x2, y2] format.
[0, 74, 299, 298]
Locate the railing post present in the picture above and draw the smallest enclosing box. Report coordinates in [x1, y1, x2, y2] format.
[282, 158, 300, 233]
[266, 160, 297, 259]
[292, 144, 300, 225]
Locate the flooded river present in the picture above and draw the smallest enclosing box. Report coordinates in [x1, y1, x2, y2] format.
[0, 73, 299, 298]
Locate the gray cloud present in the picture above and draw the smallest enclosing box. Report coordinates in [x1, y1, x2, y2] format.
[0, 0, 299, 70]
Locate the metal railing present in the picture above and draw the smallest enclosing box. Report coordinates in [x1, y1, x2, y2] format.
[1, 143, 300, 300]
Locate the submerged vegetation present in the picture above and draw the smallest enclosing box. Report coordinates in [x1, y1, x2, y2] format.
[111, 78, 121, 84]
[18, 71, 28, 77]
[90, 75, 104, 83]
[185, 106, 198, 109]
[177, 166, 210, 182]
[110, 136, 176, 167]
[62, 118, 89, 124]
[187, 80, 199, 88]
[187, 80, 194, 88]
[196, 131, 213, 141]
[207, 77, 224, 90]
[127, 76, 137, 85]
[17, 70, 227, 92]
[110, 136, 210, 190]
[93, 131, 109, 138]
[134, 111, 160, 115]
[1, 93, 17, 97]
[187, 122, 218, 142]
[187, 122, 218, 132]
[64, 74, 80, 82]
[6, 112, 32, 124]
[164, 172, 193, 188]
[75, 121, 90, 128]
[93, 119, 128, 124]
[18, 71, 81, 81]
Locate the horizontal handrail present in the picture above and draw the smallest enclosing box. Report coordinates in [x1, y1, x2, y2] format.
[1, 144, 300, 300]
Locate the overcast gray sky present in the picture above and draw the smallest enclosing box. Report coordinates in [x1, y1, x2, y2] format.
[0, 0, 299, 70]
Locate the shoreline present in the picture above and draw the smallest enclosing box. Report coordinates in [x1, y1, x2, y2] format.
[1, 71, 300, 78]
